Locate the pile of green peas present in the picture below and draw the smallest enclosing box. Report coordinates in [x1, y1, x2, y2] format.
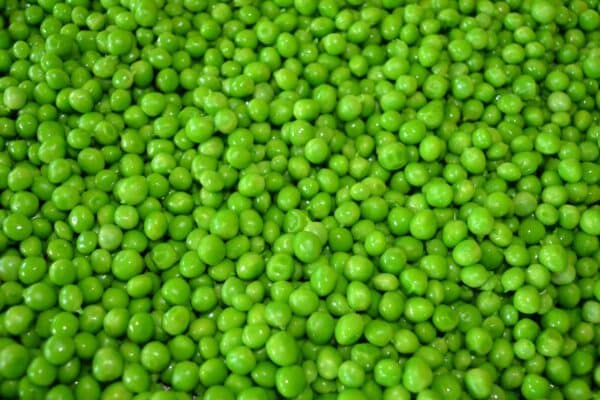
[0, 0, 600, 399]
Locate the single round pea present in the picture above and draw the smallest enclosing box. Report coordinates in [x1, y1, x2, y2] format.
[275, 365, 306, 398]
[403, 356, 432, 393]
[266, 331, 299, 367]
[465, 368, 493, 399]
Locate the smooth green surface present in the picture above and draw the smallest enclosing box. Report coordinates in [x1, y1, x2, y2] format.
[0, 0, 599, 399]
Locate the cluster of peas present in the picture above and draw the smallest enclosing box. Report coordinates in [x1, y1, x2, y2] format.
[0, 0, 600, 399]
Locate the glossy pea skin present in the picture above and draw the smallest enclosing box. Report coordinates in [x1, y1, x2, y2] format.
[403, 356, 433, 393]
[266, 331, 299, 367]
[335, 313, 364, 346]
[1, 1, 599, 399]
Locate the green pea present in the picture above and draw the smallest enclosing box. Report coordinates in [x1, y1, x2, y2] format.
[402, 356, 432, 393]
[198, 234, 226, 266]
[140, 342, 170, 373]
[465, 368, 493, 399]
[0, 343, 29, 379]
[514, 285, 542, 315]
[266, 331, 298, 367]
[335, 313, 364, 346]
[275, 365, 306, 398]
